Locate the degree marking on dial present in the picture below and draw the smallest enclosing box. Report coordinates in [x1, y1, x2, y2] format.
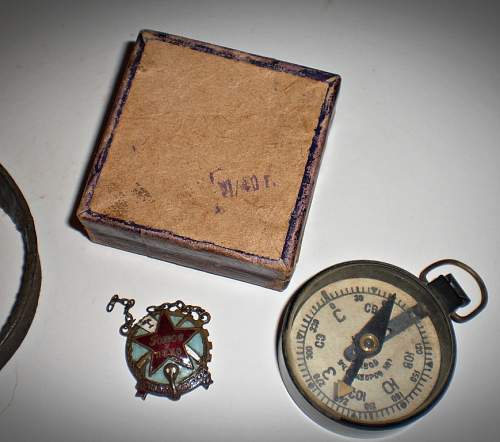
[295, 286, 436, 419]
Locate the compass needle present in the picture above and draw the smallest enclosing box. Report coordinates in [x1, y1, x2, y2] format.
[343, 304, 428, 361]
[342, 294, 395, 386]
[334, 380, 354, 400]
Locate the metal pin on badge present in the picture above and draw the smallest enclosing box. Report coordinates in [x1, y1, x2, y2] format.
[107, 296, 213, 400]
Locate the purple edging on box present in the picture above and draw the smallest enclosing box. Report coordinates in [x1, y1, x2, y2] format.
[78, 30, 341, 290]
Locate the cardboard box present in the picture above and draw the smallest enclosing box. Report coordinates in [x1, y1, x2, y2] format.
[77, 30, 341, 290]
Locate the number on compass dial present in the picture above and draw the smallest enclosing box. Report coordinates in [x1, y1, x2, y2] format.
[287, 278, 440, 425]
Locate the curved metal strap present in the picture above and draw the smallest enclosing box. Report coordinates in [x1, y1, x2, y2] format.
[0, 163, 42, 370]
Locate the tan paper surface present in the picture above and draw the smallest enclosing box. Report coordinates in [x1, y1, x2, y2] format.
[90, 39, 328, 259]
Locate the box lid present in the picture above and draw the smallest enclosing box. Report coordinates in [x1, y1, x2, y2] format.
[78, 30, 341, 290]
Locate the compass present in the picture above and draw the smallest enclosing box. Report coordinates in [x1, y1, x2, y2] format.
[278, 260, 487, 436]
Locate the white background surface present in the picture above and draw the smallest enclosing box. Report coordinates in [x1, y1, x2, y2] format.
[1, 1, 499, 441]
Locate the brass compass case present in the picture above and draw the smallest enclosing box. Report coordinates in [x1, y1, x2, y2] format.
[278, 261, 459, 437]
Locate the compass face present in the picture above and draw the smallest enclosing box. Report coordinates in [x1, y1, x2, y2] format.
[281, 262, 455, 430]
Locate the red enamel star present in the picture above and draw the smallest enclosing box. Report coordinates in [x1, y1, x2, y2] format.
[133, 312, 198, 375]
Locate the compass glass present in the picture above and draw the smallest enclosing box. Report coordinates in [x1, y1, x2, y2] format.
[280, 262, 455, 430]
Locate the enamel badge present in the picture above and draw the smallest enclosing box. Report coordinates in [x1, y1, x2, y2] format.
[107, 296, 213, 400]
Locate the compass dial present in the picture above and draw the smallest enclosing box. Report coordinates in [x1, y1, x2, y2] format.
[280, 262, 455, 431]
